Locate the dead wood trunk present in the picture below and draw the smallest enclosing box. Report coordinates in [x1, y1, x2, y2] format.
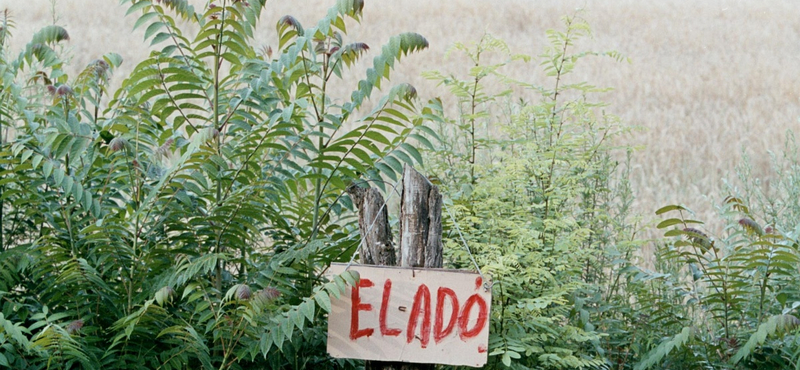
[346, 165, 442, 370]
[400, 165, 443, 269]
[347, 183, 405, 370]
[347, 183, 396, 266]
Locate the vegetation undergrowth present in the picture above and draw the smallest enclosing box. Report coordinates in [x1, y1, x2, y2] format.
[422, 15, 640, 369]
[3, 1, 800, 370]
[0, 0, 433, 368]
[624, 135, 800, 370]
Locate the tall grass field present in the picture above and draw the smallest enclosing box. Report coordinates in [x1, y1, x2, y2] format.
[3, 0, 799, 240]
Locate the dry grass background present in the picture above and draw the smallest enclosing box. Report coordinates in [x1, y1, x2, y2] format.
[2, 0, 799, 239]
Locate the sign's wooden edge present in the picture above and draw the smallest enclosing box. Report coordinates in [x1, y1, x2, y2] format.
[328, 262, 483, 277]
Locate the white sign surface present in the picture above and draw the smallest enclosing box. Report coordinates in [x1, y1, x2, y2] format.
[326, 263, 491, 367]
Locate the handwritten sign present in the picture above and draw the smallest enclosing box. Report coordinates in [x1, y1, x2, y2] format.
[326, 263, 491, 367]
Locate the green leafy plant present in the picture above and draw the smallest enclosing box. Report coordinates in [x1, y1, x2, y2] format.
[423, 13, 636, 370]
[629, 198, 800, 370]
[0, 0, 433, 368]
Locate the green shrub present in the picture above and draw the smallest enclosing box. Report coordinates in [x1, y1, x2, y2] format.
[13, 2, 800, 369]
[423, 14, 638, 369]
[0, 1, 432, 368]
[627, 157, 800, 370]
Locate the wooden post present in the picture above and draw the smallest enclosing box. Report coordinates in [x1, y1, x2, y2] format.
[400, 165, 443, 269]
[345, 165, 442, 370]
[346, 184, 396, 266]
[346, 183, 403, 370]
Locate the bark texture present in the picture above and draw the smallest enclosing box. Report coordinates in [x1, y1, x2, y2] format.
[400, 165, 443, 269]
[347, 167, 442, 370]
[347, 183, 396, 265]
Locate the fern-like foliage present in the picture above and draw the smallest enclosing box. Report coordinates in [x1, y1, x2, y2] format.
[634, 326, 695, 370]
[0, 1, 432, 368]
[424, 13, 633, 370]
[732, 314, 800, 364]
[627, 200, 800, 369]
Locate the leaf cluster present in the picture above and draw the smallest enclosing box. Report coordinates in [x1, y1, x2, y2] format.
[423, 13, 638, 370]
[0, 0, 433, 368]
[627, 199, 800, 369]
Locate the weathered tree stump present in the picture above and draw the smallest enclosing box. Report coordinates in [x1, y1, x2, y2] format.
[400, 165, 443, 269]
[346, 183, 396, 266]
[346, 165, 442, 370]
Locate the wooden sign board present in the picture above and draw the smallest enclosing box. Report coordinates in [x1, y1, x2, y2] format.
[326, 263, 491, 367]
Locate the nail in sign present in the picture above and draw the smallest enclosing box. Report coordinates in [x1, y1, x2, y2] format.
[326, 263, 491, 367]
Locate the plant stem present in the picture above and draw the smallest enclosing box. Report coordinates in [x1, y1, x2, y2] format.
[757, 244, 773, 324]
[213, 0, 227, 294]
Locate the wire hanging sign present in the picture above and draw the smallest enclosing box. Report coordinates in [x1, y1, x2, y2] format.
[325, 165, 492, 367]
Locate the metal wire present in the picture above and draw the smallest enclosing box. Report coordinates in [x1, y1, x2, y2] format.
[344, 176, 404, 270]
[443, 200, 493, 292]
[343, 176, 492, 293]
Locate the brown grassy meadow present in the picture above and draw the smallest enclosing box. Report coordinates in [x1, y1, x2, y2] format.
[3, 0, 799, 241]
